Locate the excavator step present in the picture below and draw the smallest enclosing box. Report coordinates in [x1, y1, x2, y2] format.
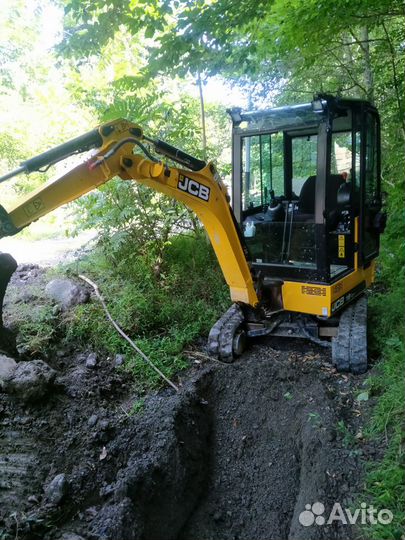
[332, 296, 368, 374]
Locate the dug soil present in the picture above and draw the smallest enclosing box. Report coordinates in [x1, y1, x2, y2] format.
[0, 265, 376, 540]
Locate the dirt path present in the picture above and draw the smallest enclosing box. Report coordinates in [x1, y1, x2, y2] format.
[0, 267, 372, 540]
[0, 231, 97, 266]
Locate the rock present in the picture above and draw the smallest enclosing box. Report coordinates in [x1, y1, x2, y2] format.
[19, 290, 37, 303]
[61, 533, 85, 540]
[4, 360, 56, 401]
[115, 354, 125, 367]
[0, 355, 17, 387]
[98, 419, 110, 431]
[88, 414, 98, 427]
[85, 352, 98, 368]
[44, 473, 67, 505]
[45, 278, 89, 310]
[18, 263, 39, 273]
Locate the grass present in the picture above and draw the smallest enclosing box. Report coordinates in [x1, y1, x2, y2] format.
[5, 233, 228, 389]
[62, 234, 229, 389]
[337, 419, 357, 448]
[360, 285, 405, 539]
[129, 398, 145, 415]
[4, 280, 59, 355]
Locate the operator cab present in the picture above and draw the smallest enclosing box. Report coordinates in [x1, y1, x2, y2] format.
[229, 95, 384, 289]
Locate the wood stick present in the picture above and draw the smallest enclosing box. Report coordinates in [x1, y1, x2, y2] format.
[78, 274, 179, 392]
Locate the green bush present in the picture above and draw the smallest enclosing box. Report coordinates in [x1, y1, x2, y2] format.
[64, 233, 229, 389]
[362, 201, 405, 539]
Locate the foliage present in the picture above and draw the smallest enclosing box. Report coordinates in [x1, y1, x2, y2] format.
[1, 1, 404, 534]
[3, 281, 58, 355]
[63, 234, 229, 389]
[363, 165, 405, 536]
[364, 288, 405, 539]
[61, 25, 231, 255]
[68, 84, 230, 257]
[0, 0, 95, 237]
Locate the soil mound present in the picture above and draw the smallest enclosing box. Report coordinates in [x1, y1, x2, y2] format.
[1, 338, 364, 540]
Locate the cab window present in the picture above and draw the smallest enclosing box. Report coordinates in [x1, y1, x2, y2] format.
[241, 133, 284, 210]
[291, 135, 317, 197]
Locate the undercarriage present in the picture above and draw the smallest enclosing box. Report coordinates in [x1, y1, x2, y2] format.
[208, 296, 368, 374]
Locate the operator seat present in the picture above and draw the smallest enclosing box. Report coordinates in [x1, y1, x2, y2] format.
[295, 174, 345, 222]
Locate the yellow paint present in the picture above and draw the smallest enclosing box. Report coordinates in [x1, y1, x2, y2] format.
[354, 216, 359, 269]
[282, 281, 331, 316]
[5, 119, 259, 307]
[330, 262, 375, 301]
[3, 118, 378, 318]
[282, 262, 375, 317]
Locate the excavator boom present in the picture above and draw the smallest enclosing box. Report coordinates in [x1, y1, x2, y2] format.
[0, 119, 258, 313]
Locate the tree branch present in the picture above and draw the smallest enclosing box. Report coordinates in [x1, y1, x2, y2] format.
[329, 50, 368, 96]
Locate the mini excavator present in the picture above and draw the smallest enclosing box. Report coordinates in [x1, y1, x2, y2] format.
[0, 95, 386, 373]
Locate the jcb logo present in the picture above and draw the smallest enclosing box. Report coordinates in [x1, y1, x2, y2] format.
[332, 296, 345, 313]
[178, 175, 210, 201]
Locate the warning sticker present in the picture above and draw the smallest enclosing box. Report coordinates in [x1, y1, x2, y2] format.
[23, 198, 45, 217]
[338, 234, 345, 258]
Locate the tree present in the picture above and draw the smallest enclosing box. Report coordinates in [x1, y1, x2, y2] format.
[58, 0, 405, 272]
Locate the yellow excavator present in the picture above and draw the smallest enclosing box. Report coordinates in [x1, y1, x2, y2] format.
[0, 95, 386, 373]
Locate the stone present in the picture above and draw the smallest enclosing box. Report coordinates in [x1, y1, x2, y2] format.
[98, 419, 109, 431]
[4, 360, 56, 401]
[44, 473, 67, 505]
[88, 414, 98, 427]
[0, 355, 17, 386]
[45, 279, 89, 310]
[61, 534, 85, 540]
[115, 354, 125, 367]
[85, 352, 98, 368]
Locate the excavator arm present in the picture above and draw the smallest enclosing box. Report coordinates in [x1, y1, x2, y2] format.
[0, 118, 258, 309]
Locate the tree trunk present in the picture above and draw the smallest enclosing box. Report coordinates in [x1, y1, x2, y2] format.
[197, 72, 207, 161]
[360, 26, 374, 102]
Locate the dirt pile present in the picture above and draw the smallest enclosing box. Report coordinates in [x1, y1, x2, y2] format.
[1, 342, 367, 540]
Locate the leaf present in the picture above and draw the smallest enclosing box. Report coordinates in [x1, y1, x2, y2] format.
[145, 25, 155, 39]
[356, 391, 369, 402]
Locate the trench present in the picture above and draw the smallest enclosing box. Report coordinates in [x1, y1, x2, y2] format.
[0, 337, 365, 540]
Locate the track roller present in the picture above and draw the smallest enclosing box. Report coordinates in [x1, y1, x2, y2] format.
[332, 296, 368, 374]
[208, 304, 246, 362]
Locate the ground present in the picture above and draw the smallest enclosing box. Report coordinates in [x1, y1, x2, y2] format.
[0, 261, 378, 540]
